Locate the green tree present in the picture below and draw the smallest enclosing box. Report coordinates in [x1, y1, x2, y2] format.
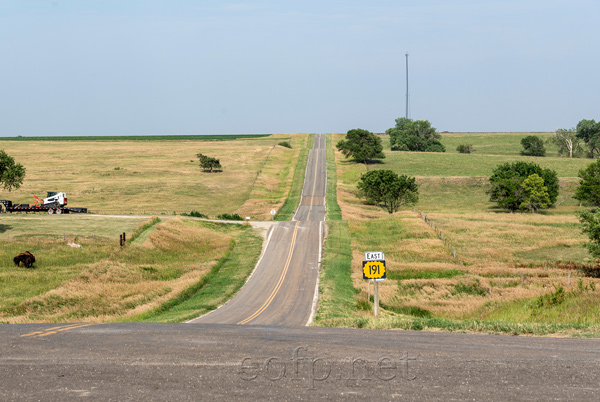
[386, 118, 445, 152]
[487, 161, 558, 212]
[574, 159, 600, 206]
[576, 209, 600, 259]
[357, 169, 418, 214]
[576, 119, 600, 158]
[196, 153, 222, 172]
[0, 150, 26, 191]
[519, 174, 550, 212]
[336, 128, 385, 165]
[548, 128, 582, 158]
[520, 135, 546, 157]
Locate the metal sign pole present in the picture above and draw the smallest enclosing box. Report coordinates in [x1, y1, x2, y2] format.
[374, 281, 380, 318]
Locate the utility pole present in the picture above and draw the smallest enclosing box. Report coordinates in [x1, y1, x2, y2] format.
[405, 52, 409, 119]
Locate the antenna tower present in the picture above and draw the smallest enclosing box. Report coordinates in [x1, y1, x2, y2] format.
[405, 53, 409, 118]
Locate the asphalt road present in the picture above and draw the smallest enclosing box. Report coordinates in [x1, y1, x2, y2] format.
[190, 134, 326, 326]
[3, 323, 600, 401]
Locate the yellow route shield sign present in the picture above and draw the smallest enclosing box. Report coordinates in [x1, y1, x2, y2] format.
[362, 260, 386, 280]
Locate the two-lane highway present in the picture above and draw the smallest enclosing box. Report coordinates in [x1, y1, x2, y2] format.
[190, 134, 326, 326]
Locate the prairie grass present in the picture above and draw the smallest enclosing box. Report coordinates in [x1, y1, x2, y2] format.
[321, 132, 600, 336]
[325, 133, 342, 221]
[274, 134, 312, 221]
[0, 214, 148, 239]
[313, 220, 358, 323]
[236, 134, 309, 221]
[0, 218, 262, 323]
[0, 134, 269, 142]
[0, 134, 301, 216]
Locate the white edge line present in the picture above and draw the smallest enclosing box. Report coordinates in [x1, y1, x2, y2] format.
[185, 224, 277, 323]
[306, 220, 323, 326]
[307, 134, 327, 325]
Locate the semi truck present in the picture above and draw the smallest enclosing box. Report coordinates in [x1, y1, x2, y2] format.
[0, 192, 87, 214]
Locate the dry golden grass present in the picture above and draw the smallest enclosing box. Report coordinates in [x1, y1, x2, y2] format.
[0, 134, 304, 217]
[235, 134, 308, 220]
[0, 218, 233, 323]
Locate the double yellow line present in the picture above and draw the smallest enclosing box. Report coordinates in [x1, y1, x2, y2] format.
[237, 221, 300, 325]
[21, 323, 97, 338]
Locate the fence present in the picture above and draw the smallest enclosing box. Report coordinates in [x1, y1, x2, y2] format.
[414, 209, 467, 269]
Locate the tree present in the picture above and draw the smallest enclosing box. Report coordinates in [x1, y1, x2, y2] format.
[548, 128, 582, 158]
[0, 150, 26, 191]
[386, 118, 445, 152]
[357, 169, 418, 214]
[576, 119, 600, 158]
[520, 135, 546, 157]
[574, 159, 600, 206]
[576, 209, 600, 259]
[196, 153, 222, 172]
[519, 174, 550, 212]
[336, 128, 385, 165]
[487, 161, 558, 212]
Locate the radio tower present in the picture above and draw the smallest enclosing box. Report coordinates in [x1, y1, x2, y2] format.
[405, 52, 409, 118]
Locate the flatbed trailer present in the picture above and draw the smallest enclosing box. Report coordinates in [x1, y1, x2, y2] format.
[0, 200, 87, 214]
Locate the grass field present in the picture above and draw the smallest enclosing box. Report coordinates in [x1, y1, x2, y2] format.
[0, 134, 270, 141]
[0, 217, 262, 323]
[0, 133, 305, 218]
[316, 131, 600, 336]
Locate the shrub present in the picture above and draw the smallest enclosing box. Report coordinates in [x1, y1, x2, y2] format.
[183, 210, 208, 219]
[278, 141, 292, 149]
[520, 135, 546, 157]
[217, 213, 244, 221]
[196, 153, 222, 172]
[456, 144, 474, 154]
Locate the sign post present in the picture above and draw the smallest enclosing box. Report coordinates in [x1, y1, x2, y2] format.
[374, 281, 379, 317]
[363, 251, 386, 318]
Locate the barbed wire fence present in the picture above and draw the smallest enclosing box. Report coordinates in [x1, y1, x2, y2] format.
[414, 208, 468, 270]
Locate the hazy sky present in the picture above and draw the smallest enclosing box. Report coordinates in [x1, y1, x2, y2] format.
[1, 0, 598, 136]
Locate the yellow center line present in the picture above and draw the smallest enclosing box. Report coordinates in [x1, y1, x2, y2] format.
[21, 323, 83, 337]
[38, 323, 96, 337]
[237, 221, 301, 325]
[21, 323, 97, 338]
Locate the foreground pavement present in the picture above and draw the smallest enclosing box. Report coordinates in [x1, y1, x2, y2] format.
[2, 322, 599, 401]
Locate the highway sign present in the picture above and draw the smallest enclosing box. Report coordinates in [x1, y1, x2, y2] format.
[364, 251, 385, 261]
[362, 260, 386, 280]
[270, 209, 276, 216]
